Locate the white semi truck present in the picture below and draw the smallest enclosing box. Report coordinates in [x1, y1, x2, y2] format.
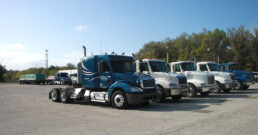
[196, 62, 237, 93]
[170, 61, 216, 97]
[135, 59, 189, 101]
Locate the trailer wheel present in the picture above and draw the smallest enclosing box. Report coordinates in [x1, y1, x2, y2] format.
[186, 84, 197, 97]
[51, 89, 60, 102]
[111, 91, 128, 109]
[172, 95, 182, 101]
[60, 90, 71, 103]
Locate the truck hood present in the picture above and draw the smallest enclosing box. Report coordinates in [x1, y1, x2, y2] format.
[233, 70, 252, 80]
[152, 72, 186, 81]
[184, 71, 213, 80]
[210, 71, 232, 77]
[114, 72, 154, 87]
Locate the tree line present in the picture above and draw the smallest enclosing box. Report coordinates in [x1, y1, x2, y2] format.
[1, 63, 76, 82]
[135, 26, 258, 71]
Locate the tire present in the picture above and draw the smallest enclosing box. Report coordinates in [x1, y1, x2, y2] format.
[111, 91, 128, 109]
[213, 81, 221, 93]
[223, 89, 231, 93]
[156, 86, 166, 102]
[235, 80, 243, 90]
[200, 92, 209, 96]
[243, 85, 249, 90]
[60, 90, 71, 103]
[51, 89, 60, 102]
[172, 95, 182, 101]
[186, 84, 197, 97]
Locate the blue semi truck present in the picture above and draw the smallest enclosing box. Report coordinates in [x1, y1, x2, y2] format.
[220, 63, 255, 90]
[49, 46, 157, 109]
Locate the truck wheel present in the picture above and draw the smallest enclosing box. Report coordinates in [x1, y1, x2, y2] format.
[186, 84, 197, 97]
[111, 91, 128, 109]
[223, 89, 231, 93]
[172, 95, 182, 101]
[60, 90, 71, 103]
[213, 82, 221, 93]
[235, 80, 243, 90]
[156, 86, 166, 102]
[200, 92, 209, 96]
[51, 89, 60, 102]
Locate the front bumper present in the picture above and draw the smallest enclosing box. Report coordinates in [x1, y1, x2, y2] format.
[165, 87, 189, 96]
[198, 85, 216, 92]
[126, 92, 158, 105]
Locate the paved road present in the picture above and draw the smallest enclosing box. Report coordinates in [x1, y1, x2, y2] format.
[0, 83, 258, 135]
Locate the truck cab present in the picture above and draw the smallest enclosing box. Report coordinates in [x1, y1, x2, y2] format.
[49, 52, 157, 109]
[196, 62, 237, 93]
[54, 72, 72, 85]
[220, 63, 255, 90]
[135, 59, 189, 101]
[170, 61, 216, 97]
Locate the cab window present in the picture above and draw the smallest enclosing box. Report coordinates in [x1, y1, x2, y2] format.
[140, 62, 149, 72]
[103, 62, 110, 72]
[175, 64, 181, 72]
[200, 64, 208, 71]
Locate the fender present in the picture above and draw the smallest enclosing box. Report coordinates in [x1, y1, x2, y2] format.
[107, 81, 141, 100]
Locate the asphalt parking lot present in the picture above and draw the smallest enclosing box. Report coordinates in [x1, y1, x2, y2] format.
[0, 83, 258, 135]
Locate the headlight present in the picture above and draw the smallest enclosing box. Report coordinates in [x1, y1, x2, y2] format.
[130, 86, 143, 92]
[200, 83, 206, 87]
[169, 83, 178, 88]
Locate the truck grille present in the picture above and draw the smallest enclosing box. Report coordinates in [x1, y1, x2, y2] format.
[143, 79, 155, 88]
[178, 77, 187, 84]
[231, 75, 236, 81]
[208, 76, 215, 84]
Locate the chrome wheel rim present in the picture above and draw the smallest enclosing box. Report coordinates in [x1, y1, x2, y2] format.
[51, 91, 57, 100]
[114, 94, 124, 107]
[61, 92, 67, 101]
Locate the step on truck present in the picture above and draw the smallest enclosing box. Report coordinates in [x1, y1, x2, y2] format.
[135, 59, 189, 102]
[220, 62, 255, 90]
[49, 46, 158, 109]
[170, 61, 216, 97]
[196, 62, 237, 93]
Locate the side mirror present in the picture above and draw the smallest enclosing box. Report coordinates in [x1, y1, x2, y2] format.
[98, 62, 103, 73]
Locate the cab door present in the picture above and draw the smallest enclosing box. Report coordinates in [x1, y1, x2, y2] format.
[99, 61, 112, 89]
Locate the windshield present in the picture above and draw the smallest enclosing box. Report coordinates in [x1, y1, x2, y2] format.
[181, 63, 196, 71]
[149, 62, 168, 72]
[110, 61, 135, 73]
[231, 64, 239, 70]
[208, 64, 220, 71]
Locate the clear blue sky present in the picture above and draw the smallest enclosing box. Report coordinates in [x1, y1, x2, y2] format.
[0, 0, 258, 70]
